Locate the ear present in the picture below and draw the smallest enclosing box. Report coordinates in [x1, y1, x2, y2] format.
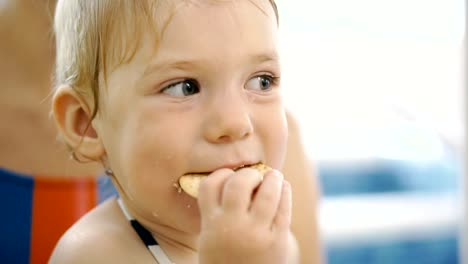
[52, 85, 105, 161]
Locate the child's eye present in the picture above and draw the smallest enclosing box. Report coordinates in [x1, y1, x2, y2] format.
[161, 79, 200, 97]
[245, 75, 278, 92]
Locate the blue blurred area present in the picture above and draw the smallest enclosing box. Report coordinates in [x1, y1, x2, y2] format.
[317, 153, 461, 263]
[318, 157, 459, 196]
[326, 234, 459, 264]
[97, 176, 119, 203]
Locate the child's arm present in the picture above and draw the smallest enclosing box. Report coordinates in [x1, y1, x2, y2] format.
[283, 111, 323, 264]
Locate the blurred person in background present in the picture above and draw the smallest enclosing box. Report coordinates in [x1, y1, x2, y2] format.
[0, 0, 100, 177]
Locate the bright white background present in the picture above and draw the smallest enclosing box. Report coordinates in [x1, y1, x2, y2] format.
[275, 0, 466, 258]
[276, 0, 465, 161]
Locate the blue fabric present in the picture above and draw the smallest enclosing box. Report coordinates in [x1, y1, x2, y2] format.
[0, 168, 34, 264]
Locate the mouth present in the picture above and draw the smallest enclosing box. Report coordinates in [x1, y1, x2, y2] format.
[178, 162, 270, 198]
[183, 162, 262, 176]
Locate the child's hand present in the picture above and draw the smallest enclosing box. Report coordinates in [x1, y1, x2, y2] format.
[197, 167, 293, 264]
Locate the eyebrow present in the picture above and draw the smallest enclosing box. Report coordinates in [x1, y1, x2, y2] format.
[142, 52, 279, 78]
[251, 52, 279, 64]
[143, 60, 200, 78]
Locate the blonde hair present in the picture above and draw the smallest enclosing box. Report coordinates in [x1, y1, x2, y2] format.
[54, 0, 278, 129]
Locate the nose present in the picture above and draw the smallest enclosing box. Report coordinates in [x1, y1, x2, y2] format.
[203, 93, 253, 144]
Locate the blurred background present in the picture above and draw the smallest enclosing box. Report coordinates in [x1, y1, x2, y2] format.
[277, 0, 465, 263]
[0, 0, 465, 263]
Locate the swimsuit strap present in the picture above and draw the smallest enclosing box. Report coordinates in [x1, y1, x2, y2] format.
[117, 198, 173, 264]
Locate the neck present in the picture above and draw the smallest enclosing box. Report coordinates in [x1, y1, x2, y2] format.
[119, 197, 200, 263]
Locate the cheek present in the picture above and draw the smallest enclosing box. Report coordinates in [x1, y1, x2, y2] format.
[116, 111, 196, 194]
[123, 125, 175, 180]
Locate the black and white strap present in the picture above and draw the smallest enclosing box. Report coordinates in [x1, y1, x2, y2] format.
[117, 199, 172, 264]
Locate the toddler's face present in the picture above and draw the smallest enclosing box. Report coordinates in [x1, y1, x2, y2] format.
[95, 0, 287, 232]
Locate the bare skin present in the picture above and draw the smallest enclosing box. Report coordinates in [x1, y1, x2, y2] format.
[284, 113, 322, 264]
[48, 113, 319, 264]
[2, 1, 321, 263]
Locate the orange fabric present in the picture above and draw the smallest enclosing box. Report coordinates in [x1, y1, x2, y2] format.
[30, 176, 97, 264]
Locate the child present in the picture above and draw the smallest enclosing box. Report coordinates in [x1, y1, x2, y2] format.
[50, 0, 315, 263]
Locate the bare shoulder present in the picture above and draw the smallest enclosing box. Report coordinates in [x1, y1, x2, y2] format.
[288, 230, 301, 264]
[283, 111, 314, 183]
[49, 199, 149, 264]
[283, 111, 323, 264]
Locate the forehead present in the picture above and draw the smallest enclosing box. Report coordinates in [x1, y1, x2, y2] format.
[147, 0, 278, 64]
[102, 0, 278, 96]
[97, 0, 277, 79]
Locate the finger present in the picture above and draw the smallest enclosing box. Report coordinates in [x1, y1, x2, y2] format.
[198, 168, 234, 214]
[273, 180, 292, 231]
[222, 167, 263, 212]
[249, 170, 283, 225]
